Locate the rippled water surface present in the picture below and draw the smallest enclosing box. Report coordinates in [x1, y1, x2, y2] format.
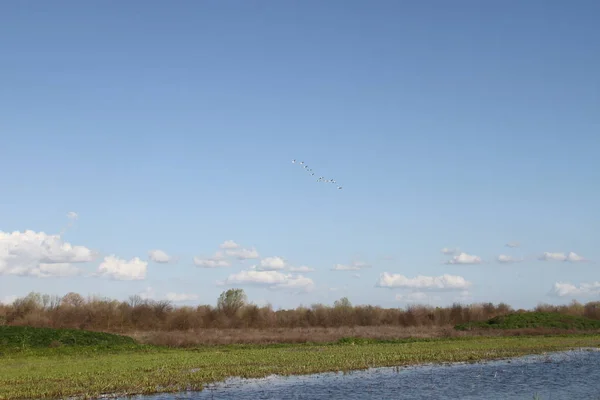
[131, 349, 600, 400]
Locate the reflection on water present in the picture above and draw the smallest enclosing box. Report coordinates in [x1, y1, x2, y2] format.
[132, 348, 600, 400]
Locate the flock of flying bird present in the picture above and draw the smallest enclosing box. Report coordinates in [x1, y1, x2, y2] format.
[292, 159, 343, 190]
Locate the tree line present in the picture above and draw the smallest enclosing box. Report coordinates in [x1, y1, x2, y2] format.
[1, 288, 598, 332]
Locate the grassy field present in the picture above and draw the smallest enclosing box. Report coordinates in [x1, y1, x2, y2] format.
[0, 325, 136, 348]
[455, 312, 600, 331]
[1, 326, 600, 400]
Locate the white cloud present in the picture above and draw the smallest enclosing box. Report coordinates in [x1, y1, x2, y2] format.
[193, 255, 231, 268]
[135, 287, 198, 303]
[289, 265, 315, 273]
[505, 242, 520, 248]
[165, 292, 199, 302]
[332, 260, 371, 271]
[226, 247, 260, 260]
[220, 270, 315, 292]
[445, 252, 482, 264]
[549, 282, 600, 297]
[0, 230, 96, 277]
[395, 292, 440, 303]
[539, 252, 567, 261]
[219, 240, 240, 250]
[138, 286, 155, 300]
[454, 290, 473, 303]
[376, 273, 472, 291]
[441, 247, 459, 255]
[67, 211, 79, 220]
[253, 299, 270, 307]
[34, 263, 82, 278]
[252, 256, 287, 271]
[196, 240, 259, 267]
[271, 275, 315, 291]
[97, 255, 147, 280]
[538, 252, 589, 262]
[148, 249, 172, 263]
[497, 254, 524, 263]
[332, 263, 361, 271]
[1, 295, 18, 305]
[213, 251, 228, 260]
[353, 261, 371, 268]
[566, 252, 588, 262]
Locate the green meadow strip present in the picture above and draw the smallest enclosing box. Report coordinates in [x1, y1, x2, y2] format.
[1, 334, 599, 399]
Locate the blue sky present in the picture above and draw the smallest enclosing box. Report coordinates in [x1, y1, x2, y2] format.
[1, 0, 599, 310]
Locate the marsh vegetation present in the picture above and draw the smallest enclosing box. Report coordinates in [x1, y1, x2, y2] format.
[2, 289, 600, 346]
[1, 325, 599, 400]
[2, 289, 600, 399]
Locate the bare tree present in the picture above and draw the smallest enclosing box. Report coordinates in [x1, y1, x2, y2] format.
[61, 292, 85, 307]
[217, 288, 247, 317]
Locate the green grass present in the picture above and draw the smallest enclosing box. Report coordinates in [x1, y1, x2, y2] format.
[0, 326, 136, 350]
[1, 327, 600, 400]
[455, 312, 600, 331]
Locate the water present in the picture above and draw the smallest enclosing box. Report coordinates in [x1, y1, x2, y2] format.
[131, 349, 600, 400]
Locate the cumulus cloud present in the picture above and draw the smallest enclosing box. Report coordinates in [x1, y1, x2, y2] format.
[148, 249, 172, 263]
[67, 211, 79, 220]
[505, 242, 520, 248]
[549, 282, 600, 297]
[497, 254, 524, 263]
[565, 252, 589, 262]
[193, 255, 231, 268]
[226, 247, 260, 260]
[445, 252, 482, 265]
[220, 270, 315, 293]
[376, 273, 472, 291]
[136, 287, 198, 303]
[194, 240, 260, 268]
[251, 256, 287, 271]
[396, 292, 442, 303]
[332, 263, 361, 271]
[539, 252, 567, 261]
[332, 260, 371, 271]
[289, 265, 315, 273]
[219, 240, 239, 250]
[441, 247, 459, 255]
[250, 256, 314, 273]
[33, 263, 82, 278]
[165, 292, 199, 302]
[212, 251, 228, 260]
[96, 255, 147, 280]
[538, 252, 589, 262]
[0, 230, 96, 277]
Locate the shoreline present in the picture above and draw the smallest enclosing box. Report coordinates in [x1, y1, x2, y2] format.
[198, 346, 600, 389]
[2, 334, 600, 400]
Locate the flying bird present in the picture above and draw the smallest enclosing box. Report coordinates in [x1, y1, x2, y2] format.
[292, 159, 343, 190]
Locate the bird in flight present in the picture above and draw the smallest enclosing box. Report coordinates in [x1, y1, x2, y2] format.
[292, 159, 343, 190]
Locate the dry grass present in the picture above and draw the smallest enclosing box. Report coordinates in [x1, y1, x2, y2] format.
[130, 326, 456, 346]
[130, 325, 600, 347]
